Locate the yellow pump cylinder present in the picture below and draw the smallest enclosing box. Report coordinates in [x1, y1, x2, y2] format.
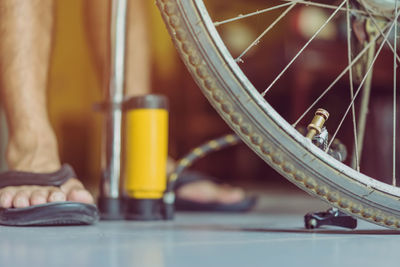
[124, 95, 168, 201]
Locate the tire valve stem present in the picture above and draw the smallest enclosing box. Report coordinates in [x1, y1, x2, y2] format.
[306, 108, 330, 140]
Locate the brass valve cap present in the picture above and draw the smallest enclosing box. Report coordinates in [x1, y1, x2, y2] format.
[306, 108, 329, 139]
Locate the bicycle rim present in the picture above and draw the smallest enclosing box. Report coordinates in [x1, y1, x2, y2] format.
[157, 0, 400, 229]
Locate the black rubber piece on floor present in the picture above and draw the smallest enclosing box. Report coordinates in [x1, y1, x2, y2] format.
[304, 208, 357, 229]
[0, 164, 99, 226]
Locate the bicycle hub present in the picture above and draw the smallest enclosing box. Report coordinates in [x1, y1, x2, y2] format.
[306, 108, 330, 140]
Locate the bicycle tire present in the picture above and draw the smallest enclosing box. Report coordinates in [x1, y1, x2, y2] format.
[156, 0, 400, 229]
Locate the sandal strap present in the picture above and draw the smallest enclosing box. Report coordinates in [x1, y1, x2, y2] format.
[0, 164, 77, 189]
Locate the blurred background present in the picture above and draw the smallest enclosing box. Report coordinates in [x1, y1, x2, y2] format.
[45, 0, 276, 193]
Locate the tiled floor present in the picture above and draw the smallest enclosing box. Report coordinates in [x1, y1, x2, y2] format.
[1, 189, 398, 267]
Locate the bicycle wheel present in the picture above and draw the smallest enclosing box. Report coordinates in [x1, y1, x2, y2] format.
[157, 0, 400, 229]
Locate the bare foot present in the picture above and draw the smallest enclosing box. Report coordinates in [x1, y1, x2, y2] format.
[0, 177, 94, 209]
[168, 158, 245, 205]
[0, 136, 94, 209]
[176, 180, 245, 204]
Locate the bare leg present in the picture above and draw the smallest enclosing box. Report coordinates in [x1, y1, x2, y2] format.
[84, 0, 244, 204]
[84, 0, 149, 96]
[0, 0, 93, 208]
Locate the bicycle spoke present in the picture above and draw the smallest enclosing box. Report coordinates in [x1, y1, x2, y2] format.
[214, 0, 383, 28]
[346, 0, 360, 171]
[235, 2, 297, 63]
[354, 42, 375, 171]
[293, 22, 392, 127]
[159, 0, 400, 227]
[280, 0, 383, 17]
[393, 0, 398, 186]
[262, 0, 347, 96]
[360, 0, 400, 64]
[214, 2, 293, 27]
[327, 19, 398, 151]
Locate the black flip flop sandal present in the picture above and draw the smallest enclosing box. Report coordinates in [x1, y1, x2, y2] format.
[174, 171, 257, 212]
[0, 164, 99, 226]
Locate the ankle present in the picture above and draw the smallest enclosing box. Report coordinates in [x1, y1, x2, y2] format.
[6, 130, 60, 172]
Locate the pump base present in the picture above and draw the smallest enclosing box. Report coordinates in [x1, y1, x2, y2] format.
[98, 197, 125, 220]
[124, 198, 167, 221]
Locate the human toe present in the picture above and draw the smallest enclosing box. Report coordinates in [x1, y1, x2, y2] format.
[0, 190, 15, 208]
[13, 190, 31, 208]
[66, 188, 94, 204]
[30, 189, 49, 206]
[48, 189, 66, 203]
